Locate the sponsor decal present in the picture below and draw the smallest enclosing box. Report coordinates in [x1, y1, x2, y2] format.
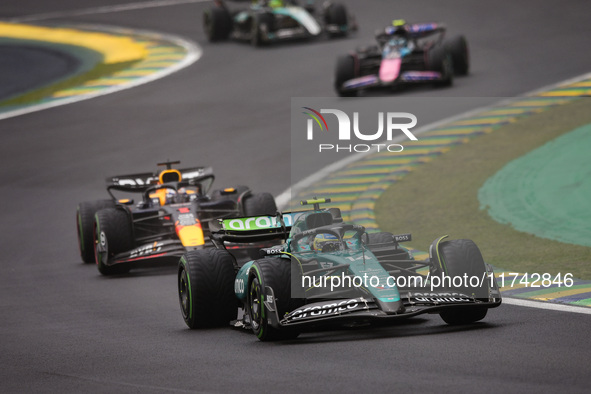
[345, 255, 376, 262]
[393, 233, 411, 242]
[129, 242, 163, 259]
[169, 202, 193, 208]
[400, 71, 441, 81]
[319, 261, 334, 269]
[177, 212, 196, 226]
[287, 298, 364, 320]
[343, 75, 380, 89]
[234, 278, 245, 294]
[411, 292, 471, 303]
[407, 23, 439, 33]
[222, 212, 301, 231]
[113, 176, 158, 186]
[180, 169, 205, 179]
[263, 248, 283, 255]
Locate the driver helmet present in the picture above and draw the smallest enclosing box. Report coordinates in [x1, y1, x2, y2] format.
[392, 19, 406, 27]
[150, 169, 182, 205]
[268, 0, 284, 8]
[385, 19, 407, 36]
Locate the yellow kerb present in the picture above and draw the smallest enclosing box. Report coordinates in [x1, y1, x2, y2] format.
[0, 22, 148, 64]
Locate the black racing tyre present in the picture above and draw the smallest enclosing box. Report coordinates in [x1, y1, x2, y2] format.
[76, 199, 115, 263]
[94, 208, 133, 275]
[325, 3, 348, 36]
[435, 239, 489, 298]
[243, 192, 277, 216]
[427, 44, 453, 87]
[445, 34, 469, 76]
[248, 258, 303, 341]
[203, 6, 232, 42]
[444, 239, 490, 299]
[178, 249, 237, 329]
[335, 54, 358, 97]
[440, 306, 488, 325]
[251, 13, 273, 47]
[431, 239, 490, 324]
[210, 185, 249, 203]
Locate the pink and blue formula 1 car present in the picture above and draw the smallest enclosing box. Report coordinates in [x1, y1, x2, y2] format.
[335, 20, 469, 96]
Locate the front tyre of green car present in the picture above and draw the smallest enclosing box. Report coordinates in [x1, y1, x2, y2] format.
[178, 249, 237, 329]
[247, 258, 302, 341]
[440, 306, 488, 325]
[431, 239, 490, 325]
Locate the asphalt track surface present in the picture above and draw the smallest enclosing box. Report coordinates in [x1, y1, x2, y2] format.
[1, 0, 591, 392]
[0, 45, 80, 101]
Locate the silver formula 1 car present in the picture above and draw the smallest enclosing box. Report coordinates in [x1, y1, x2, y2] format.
[203, 0, 357, 46]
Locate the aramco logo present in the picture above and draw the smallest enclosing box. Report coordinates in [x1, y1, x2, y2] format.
[302, 107, 418, 153]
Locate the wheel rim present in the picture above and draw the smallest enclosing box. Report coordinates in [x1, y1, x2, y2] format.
[249, 277, 263, 331]
[179, 269, 190, 319]
[94, 223, 108, 266]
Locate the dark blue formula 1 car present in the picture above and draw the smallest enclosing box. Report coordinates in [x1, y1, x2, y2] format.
[76, 161, 276, 275]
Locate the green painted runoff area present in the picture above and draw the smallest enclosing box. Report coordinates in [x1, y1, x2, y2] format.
[479, 123, 591, 247]
[376, 98, 591, 279]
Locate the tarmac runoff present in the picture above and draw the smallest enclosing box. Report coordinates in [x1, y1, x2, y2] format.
[0, 21, 200, 120]
[289, 75, 591, 309]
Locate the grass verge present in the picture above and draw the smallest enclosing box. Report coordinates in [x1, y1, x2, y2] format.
[375, 98, 591, 279]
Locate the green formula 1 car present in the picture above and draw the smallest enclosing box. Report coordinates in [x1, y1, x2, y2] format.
[178, 198, 501, 340]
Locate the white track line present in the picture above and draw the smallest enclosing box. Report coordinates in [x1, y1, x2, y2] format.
[8, 0, 210, 23]
[276, 71, 591, 315]
[503, 297, 591, 315]
[0, 26, 201, 121]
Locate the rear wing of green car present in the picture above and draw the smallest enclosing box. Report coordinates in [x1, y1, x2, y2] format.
[209, 211, 306, 245]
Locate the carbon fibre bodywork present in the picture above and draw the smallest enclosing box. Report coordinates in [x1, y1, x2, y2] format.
[181, 198, 501, 339]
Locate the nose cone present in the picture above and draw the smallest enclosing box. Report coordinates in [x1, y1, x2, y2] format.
[379, 58, 401, 83]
